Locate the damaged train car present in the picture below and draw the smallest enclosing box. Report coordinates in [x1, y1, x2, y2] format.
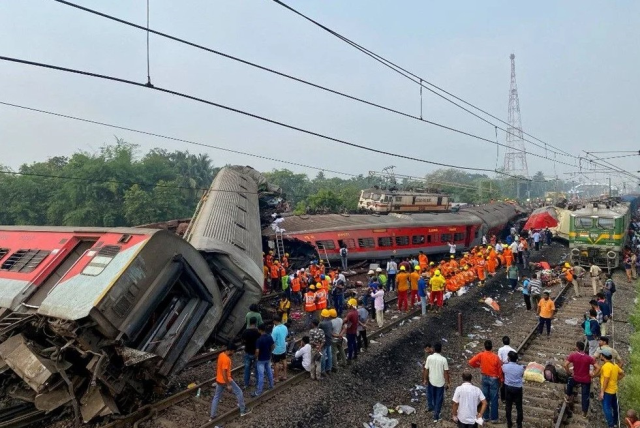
[184, 165, 281, 343]
[0, 227, 223, 422]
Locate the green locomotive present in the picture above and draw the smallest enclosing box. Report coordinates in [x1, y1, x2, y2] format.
[568, 201, 631, 270]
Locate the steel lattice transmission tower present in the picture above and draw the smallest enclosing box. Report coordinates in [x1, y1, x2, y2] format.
[503, 54, 529, 178]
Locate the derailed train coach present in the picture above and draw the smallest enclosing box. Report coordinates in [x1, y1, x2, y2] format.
[0, 227, 222, 422]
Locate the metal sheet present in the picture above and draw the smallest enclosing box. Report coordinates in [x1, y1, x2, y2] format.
[0, 334, 58, 393]
[80, 387, 119, 423]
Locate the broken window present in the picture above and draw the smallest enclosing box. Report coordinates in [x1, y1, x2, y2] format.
[82, 245, 121, 276]
[1, 249, 50, 273]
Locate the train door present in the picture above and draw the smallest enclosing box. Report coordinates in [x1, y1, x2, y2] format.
[465, 226, 473, 247]
[437, 196, 443, 206]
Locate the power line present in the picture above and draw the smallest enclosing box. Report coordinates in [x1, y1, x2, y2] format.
[0, 55, 506, 174]
[270, 0, 578, 159]
[0, 101, 356, 178]
[50, 0, 555, 164]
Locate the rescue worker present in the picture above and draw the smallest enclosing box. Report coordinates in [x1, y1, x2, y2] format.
[281, 268, 290, 299]
[429, 269, 446, 312]
[265, 251, 274, 268]
[475, 256, 487, 287]
[304, 285, 317, 328]
[262, 263, 269, 294]
[277, 294, 291, 325]
[375, 267, 388, 290]
[315, 282, 328, 321]
[419, 250, 429, 271]
[291, 273, 302, 305]
[410, 265, 421, 307]
[486, 247, 497, 275]
[396, 266, 410, 312]
[282, 253, 289, 269]
[563, 263, 581, 298]
[504, 246, 514, 268]
[270, 260, 281, 292]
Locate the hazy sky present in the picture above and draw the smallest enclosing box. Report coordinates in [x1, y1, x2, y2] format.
[1, 0, 639, 188]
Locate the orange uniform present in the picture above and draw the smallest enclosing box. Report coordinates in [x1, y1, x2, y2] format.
[419, 253, 429, 270]
[475, 259, 486, 281]
[315, 288, 327, 309]
[304, 291, 316, 312]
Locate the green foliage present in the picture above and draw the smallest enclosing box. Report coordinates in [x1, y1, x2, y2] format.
[0, 139, 216, 227]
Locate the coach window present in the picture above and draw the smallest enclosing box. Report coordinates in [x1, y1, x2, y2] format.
[1, 249, 50, 273]
[412, 235, 425, 245]
[338, 239, 356, 249]
[395, 196, 402, 202]
[440, 233, 452, 243]
[358, 237, 375, 248]
[378, 237, 393, 247]
[454, 233, 465, 242]
[395, 236, 410, 246]
[316, 240, 336, 250]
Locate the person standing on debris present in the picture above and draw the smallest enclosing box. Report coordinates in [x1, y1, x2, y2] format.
[245, 303, 263, 329]
[318, 310, 334, 376]
[429, 269, 446, 312]
[333, 269, 346, 316]
[304, 284, 317, 329]
[563, 341, 597, 418]
[418, 272, 429, 316]
[386, 256, 398, 292]
[308, 320, 324, 380]
[330, 309, 346, 370]
[210, 343, 250, 420]
[537, 291, 555, 337]
[356, 300, 369, 353]
[452, 371, 488, 428]
[448, 241, 457, 257]
[590, 263, 603, 296]
[375, 267, 387, 290]
[271, 318, 288, 382]
[419, 250, 429, 271]
[270, 260, 281, 292]
[342, 299, 359, 363]
[423, 342, 450, 423]
[502, 351, 525, 428]
[370, 283, 385, 327]
[339, 245, 348, 271]
[532, 230, 541, 251]
[396, 266, 410, 312]
[593, 349, 624, 428]
[507, 264, 519, 291]
[410, 265, 421, 307]
[468, 340, 503, 423]
[242, 317, 261, 389]
[277, 294, 291, 325]
[583, 309, 601, 356]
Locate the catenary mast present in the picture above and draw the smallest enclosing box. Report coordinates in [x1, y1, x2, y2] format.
[503, 54, 529, 178]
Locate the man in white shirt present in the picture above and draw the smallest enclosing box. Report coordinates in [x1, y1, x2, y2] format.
[497, 336, 516, 402]
[423, 342, 450, 422]
[589, 263, 602, 296]
[386, 257, 398, 292]
[532, 230, 541, 251]
[448, 242, 457, 256]
[495, 242, 504, 254]
[452, 372, 487, 427]
[482, 235, 488, 245]
[290, 336, 312, 373]
[370, 284, 385, 327]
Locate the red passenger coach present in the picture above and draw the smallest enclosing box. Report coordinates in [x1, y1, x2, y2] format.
[270, 202, 523, 262]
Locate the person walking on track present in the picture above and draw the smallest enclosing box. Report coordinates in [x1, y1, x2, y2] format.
[423, 342, 451, 423]
[502, 351, 525, 428]
[452, 371, 488, 428]
[537, 290, 555, 338]
[210, 343, 251, 420]
[593, 349, 624, 428]
[563, 341, 597, 418]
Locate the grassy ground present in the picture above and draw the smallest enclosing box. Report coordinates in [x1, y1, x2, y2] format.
[619, 277, 640, 412]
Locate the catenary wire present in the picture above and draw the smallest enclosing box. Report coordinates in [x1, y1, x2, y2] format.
[270, 0, 578, 158]
[0, 101, 356, 178]
[51, 0, 550, 162]
[0, 55, 513, 175]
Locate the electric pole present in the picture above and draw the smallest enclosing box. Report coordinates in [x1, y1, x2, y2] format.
[503, 54, 529, 179]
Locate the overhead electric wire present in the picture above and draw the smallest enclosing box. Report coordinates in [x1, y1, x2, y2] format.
[51, 0, 552, 163]
[0, 55, 513, 175]
[270, 0, 577, 159]
[0, 101, 356, 178]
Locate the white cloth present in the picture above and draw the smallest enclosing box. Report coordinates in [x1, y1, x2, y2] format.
[371, 289, 385, 310]
[495, 243, 503, 253]
[386, 261, 397, 274]
[510, 242, 519, 253]
[448, 243, 457, 254]
[294, 343, 312, 371]
[424, 353, 449, 387]
[590, 265, 602, 277]
[498, 345, 516, 364]
[482, 236, 488, 245]
[453, 382, 486, 424]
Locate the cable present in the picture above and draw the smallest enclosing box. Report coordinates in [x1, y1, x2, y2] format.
[270, 0, 577, 158]
[145, 0, 152, 87]
[0, 101, 356, 178]
[0, 55, 504, 173]
[50, 0, 562, 163]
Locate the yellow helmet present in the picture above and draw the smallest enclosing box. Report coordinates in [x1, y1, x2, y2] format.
[429, 262, 435, 266]
[564, 262, 571, 268]
[348, 298, 358, 308]
[316, 282, 323, 289]
[329, 309, 338, 318]
[309, 284, 316, 290]
[274, 260, 279, 264]
[321, 309, 331, 318]
[450, 255, 454, 259]
[414, 265, 421, 270]
[488, 245, 492, 249]
[400, 266, 406, 271]
[285, 253, 289, 257]
[434, 269, 441, 276]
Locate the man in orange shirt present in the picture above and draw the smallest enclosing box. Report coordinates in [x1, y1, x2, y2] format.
[537, 290, 556, 337]
[396, 266, 410, 312]
[209, 343, 250, 419]
[409, 266, 421, 306]
[469, 340, 503, 423]
[418, 251, 429, 271]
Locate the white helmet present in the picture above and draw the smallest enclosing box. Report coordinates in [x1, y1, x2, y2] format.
[368, 270, 375, 275]
[375, 267, 382, 272]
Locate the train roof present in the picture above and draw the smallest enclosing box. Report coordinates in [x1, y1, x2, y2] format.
[570, 203, 629, 218]
[268, 203, 521, 235]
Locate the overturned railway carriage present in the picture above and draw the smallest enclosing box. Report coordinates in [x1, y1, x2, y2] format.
[271, 203, 523, 262]
[0, 227, 222, 422]
[184, 166, 267, 344]
[569, 197, 636, 269]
